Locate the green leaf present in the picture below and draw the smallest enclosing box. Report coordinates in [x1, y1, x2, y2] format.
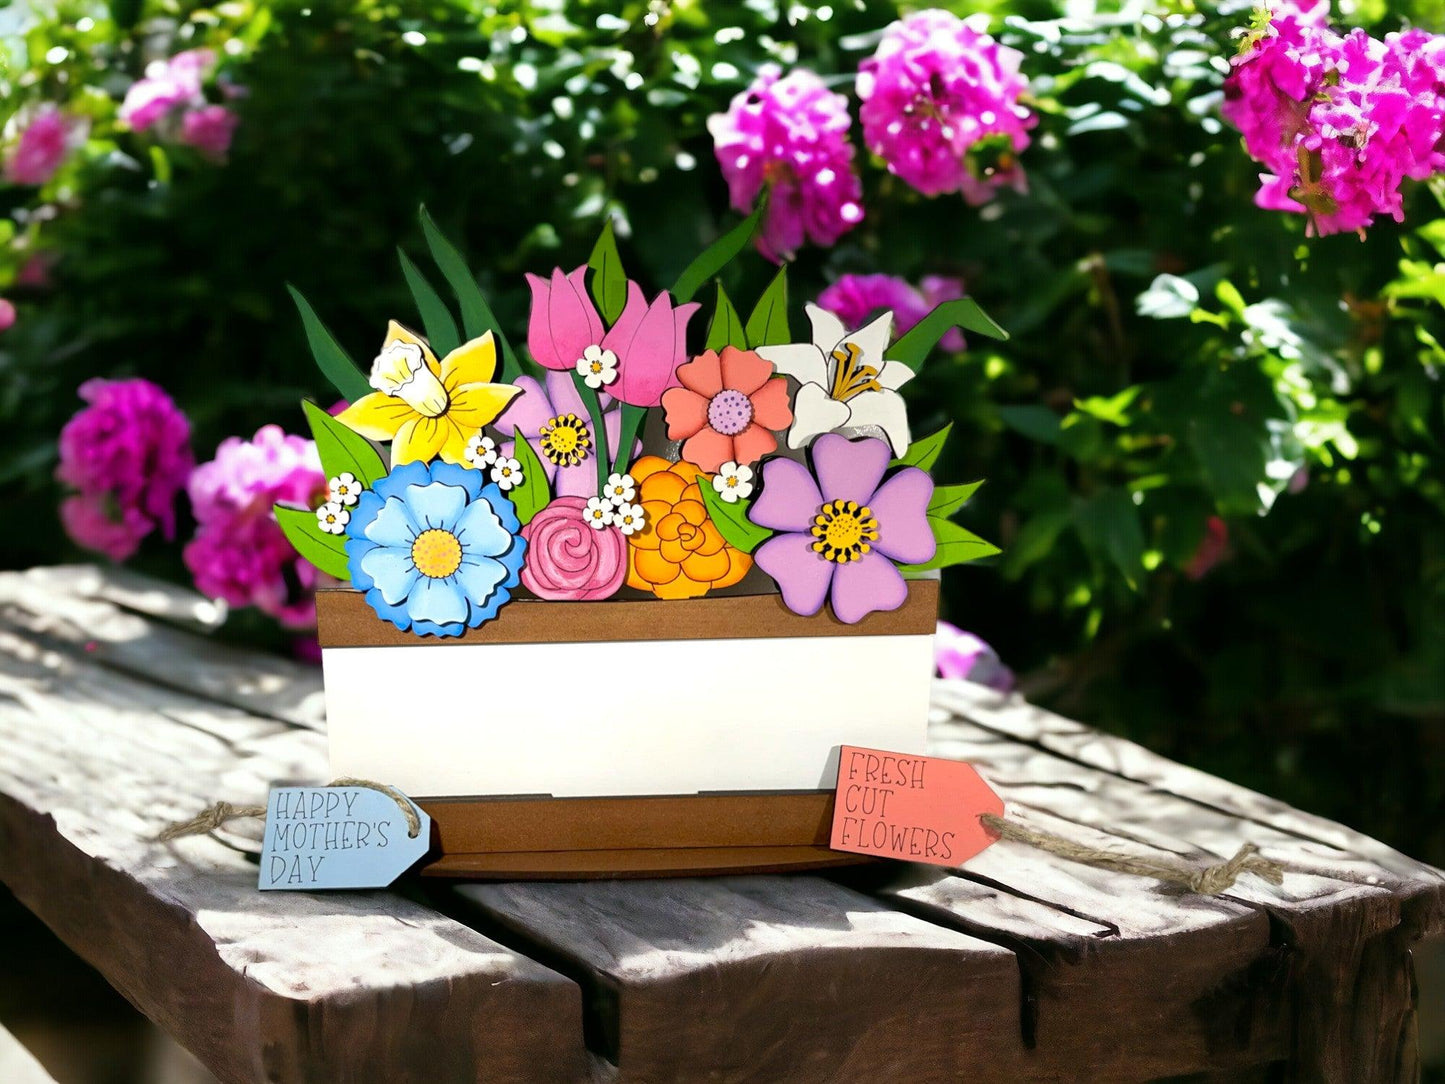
[893, 423, 952, 471]
[301, 400, 388, 488]
[287, 286, 371, 403]
[418, 205, 519, 382]
[588, 219, 628, 324]
[697, 475, 773, 554]
[274, 505, 350, 581]
[671, 202, 764, 303]
[900, 518, 1000, 574]
[745, 267, 790, 348]
[997, 404, 1062, 444]
[1075, 488, 1145, 589]
[508, 427, 551, 526]
[928, 480, 983, 520]
[398, 247, 460, 357]
[705, 283, 747, 351]
[888, 298, 1008, 370]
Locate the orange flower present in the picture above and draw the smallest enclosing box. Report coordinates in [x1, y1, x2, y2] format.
[627, 456, 752, 599]
[660, 347, 793, 472]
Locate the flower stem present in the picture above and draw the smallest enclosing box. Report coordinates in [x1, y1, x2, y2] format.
[572, 372, 611, 494]
[612, 404, 647, 476]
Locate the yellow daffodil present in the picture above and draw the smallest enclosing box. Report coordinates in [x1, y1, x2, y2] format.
[338, 322, 521, 466]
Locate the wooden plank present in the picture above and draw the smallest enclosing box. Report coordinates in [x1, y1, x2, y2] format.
[933, 681, 1445, 889]
[924, 696, 1445, 1083]
[453, 876, 1027, 1083]
[0, 567, 324, 730]
[0, 621, 588, 1084]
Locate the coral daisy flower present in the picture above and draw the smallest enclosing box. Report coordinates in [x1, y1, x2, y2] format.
[659, 347, 793, 472]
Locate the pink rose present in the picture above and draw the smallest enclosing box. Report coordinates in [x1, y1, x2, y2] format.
[520, 497, 627, 600]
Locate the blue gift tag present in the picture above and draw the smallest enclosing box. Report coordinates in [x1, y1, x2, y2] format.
[258, 785, 431, 890]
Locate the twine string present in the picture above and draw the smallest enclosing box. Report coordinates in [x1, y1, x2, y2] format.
[979, 812, 1285, 894]
[157, 779, 422, 842]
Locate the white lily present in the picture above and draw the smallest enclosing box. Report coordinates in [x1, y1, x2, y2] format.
[756, 303, 914, 456]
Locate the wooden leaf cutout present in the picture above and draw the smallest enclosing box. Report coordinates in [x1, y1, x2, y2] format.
[301, 400, 388, 489]
[418, 205, 519, 382]
[745, 266, 790, 348]
[697, 474, 773, 554]
[508, 427, 551, 526]
[889, 298, 1009, 371]
[287, 286, 370, 403]
[893, 423, 952, 472]
[398, 247, 460, 358]
[706, 283, 747, 351]
[671, 202, 765, 304]
[588, 219, 628, 324]
[274, 505, 350, 581]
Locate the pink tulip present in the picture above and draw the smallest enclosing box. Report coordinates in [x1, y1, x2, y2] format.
[525, 266, 605, 371]
[601, 281, 700, 407]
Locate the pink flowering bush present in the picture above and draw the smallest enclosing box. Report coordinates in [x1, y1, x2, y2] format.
[183, 426, 326, 628]
[1223, 8, 1445, 236]
[119, 49, 240, 159]
[707, 65, 865, 261]
[817, 274, 968, 351]
[856, 9, 1036, 202]
[3, 105, 85, 187]
[55, 379, 194, 561]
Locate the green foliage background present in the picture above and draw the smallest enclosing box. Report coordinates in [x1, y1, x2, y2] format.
[2, 0, 1443, 864]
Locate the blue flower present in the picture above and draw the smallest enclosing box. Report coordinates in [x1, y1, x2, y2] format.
[345, 460, 526, 638]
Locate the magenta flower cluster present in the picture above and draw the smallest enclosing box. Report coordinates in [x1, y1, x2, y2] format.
[816, 273, 968, 351]
[1223, 6, 1445, 236]
[56, 379, 195, 561]
[857, 10, 1035, 202]
[708, 64, 865, 262]
[708, 11, 1036, 260]
[4, 105, 85, 187]
[183, 426, 326, 629]
[119, 49, 240, 159]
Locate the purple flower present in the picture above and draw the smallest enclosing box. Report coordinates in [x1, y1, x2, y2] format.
[816, 273, 968, 352]
[179, 104, 238, 159]
[4, 105, 84, 187]
[707, 64, 865, 261]
[56, 378, 194, 558]
[934, 621, 1014, 691]
[749, 434, 935, 624]
[60, 494, 153, 563]
[183, 425, 325, 628]
[119, 48, 214, 133]
[493, 372, 637, 498]
[1222, 12, 1445, 236]
[857, 10, 1036, 202]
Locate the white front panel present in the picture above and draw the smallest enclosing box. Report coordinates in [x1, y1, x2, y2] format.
[322, 635, 933, 797]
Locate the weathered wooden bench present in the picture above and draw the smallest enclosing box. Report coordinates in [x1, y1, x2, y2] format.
[0, 565, 1440, 1083]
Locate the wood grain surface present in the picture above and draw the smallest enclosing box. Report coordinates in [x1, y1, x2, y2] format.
[1, 565, 1441, 1084]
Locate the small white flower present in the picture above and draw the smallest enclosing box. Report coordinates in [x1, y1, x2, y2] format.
[316, 501, 350, 534]
[490, 457, 524, 492]
[328, 472, 361, 506]
[603, 472, 637, 507]
[612, 502, 647, 536]
[575, 344, 619, 389]
[465, 432, 498, 470]
[712, 461, 754, 503]
[584, 496, 615, 529]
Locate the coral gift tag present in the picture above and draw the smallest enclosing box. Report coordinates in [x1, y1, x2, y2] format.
[259, 785, 432, 890]
[830, 746, 1004, 868]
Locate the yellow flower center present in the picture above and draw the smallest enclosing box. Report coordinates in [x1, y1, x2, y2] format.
[725, 476, 739, 488]
[540, 413, 592, 467]
[411, 528, 463, 579]
[810, 500, 878, 564]
[828, 341, 883, 403]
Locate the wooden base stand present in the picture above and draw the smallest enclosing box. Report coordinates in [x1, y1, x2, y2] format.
[416, 791, 868, 879]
